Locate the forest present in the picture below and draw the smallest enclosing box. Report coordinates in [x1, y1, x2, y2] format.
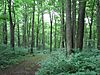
[0, 0, 100, 75]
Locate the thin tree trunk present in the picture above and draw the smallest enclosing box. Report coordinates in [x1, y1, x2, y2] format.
[23, 5, 27, 48]
[17, 20, 20, 47]
[42, 12, 45, 49]
[28, 18, 31, 47]
[36, 11, 39, 48]
[61, 1, 65, 48]
[8, 0, 15, 49]
[3, 0, 7, 45]
[96, 0, 100, 50]
[89, 0, 95, 40]
[49, 12, 53, 52]
[31, 1, 35, 53]
[54, 16, 57, 48]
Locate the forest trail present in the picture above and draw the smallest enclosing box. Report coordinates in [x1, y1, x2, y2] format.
[0, 54, 46, 75]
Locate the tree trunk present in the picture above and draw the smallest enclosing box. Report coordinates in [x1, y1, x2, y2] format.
[96, 0, 100, 50]
[17, 20, 20, 47]
[66, 0, 72, 56]
[49, 12, 53, 52]
[31, 1, 35, 53]
[76, 0, 86, 50]
[3, 0, 7, 45]
[8, 0, 15, 49]
[36, 11, 39, 49]
[54, 16, 57, 48]
[42, 12, 45, 49]
[72, 0, 76, 49]
[61, 1, 65, 48]
[23, 5, 27, 48]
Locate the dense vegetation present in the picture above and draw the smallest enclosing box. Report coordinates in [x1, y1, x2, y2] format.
[0, 0, 100, 75]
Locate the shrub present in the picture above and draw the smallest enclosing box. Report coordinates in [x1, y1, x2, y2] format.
[36, 49, 100, 75]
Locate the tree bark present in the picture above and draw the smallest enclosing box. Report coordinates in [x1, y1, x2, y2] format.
[36, 11, 39, 49]
[49, 12, 53, 52]
[54, 16, 57, 48]
[17, 20, 20, 47]
[42, 12, 45, 49]
[76, 0, 86, 50]
[8, 0, 15, 49]
[3, 0, 7, 45]
[61, 1, 65, 48]
[72, 0, 76, 48]
[66, 0, 72, 56]
[31, 1, 35, 53]
[96, 0, 100, 50]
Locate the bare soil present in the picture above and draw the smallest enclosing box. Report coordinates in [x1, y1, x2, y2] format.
[0, 55, 45, 75]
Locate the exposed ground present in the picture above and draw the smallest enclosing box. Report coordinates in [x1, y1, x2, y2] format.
[0, 54, 45, 75]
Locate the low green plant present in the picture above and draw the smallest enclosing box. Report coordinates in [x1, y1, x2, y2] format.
[36, 49, 100, 75]
[0, 45, 28, 70]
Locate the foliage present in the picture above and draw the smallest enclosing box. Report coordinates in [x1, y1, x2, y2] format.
[36, 49, 100, 75]
[0, 45, 28, 70]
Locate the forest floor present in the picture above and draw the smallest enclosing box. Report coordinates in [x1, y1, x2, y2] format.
[0, 54, 46, 75]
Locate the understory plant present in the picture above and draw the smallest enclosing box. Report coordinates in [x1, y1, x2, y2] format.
[36, 48, 100, 75]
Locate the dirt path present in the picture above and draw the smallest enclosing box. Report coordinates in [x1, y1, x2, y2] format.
[0, 54, 45, 75]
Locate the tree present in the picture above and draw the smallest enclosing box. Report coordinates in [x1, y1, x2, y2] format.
[66, 0, 72, 55]
[3, 0, 7, 45]
[7, 0, 15, 49]
[31, 0, 35, 53]
[22, 4, 27, 48]
[61, 0, 65, 48]
[72, 0, 76, 48]
[54, 16, 57, 48]
[42, 3, 45, 49]
[76, 0, 86, 50]
[96, 0, 100, 50]
[49, 11, 53, 52]
[17, 19, 20, 47]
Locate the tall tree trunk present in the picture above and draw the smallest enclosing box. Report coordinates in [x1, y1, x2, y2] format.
[42, 12, 45, 49]
[31, 1, 35, 53]
[23, 5, 27, 48]
[96, 0, 100, 50]
[72, 0, 76, 49]
[8, 0, 15, 49]
[76, 0, 86, 50]
[89, 0, 95, 40]
[54, 16, 57, 48]
[86, 0, 95, 47]
[36, 11, 39, 49]
[3, 0, 7, 45]
[17, 20, 20, 47]
[66, 0, 72, 56]
[49, 12, 53, 52]
[61, 1, 65, 48]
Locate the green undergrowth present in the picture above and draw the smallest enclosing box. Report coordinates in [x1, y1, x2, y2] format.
[0, 45, 28, 70]
[36, 48, 100, 75]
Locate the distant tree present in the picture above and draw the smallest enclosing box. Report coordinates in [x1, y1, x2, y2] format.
[22, 4, 27, 48]
[31, 0, 35, 53]
[3, 0, 7, 45]
[61, 0, 65, 48]
[96, 0, 100, 49]
[41, 3, 45, 49]
[49, 11, 53, 52]
[17, 20, 20, 47]
[54, 16, 57, 48]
